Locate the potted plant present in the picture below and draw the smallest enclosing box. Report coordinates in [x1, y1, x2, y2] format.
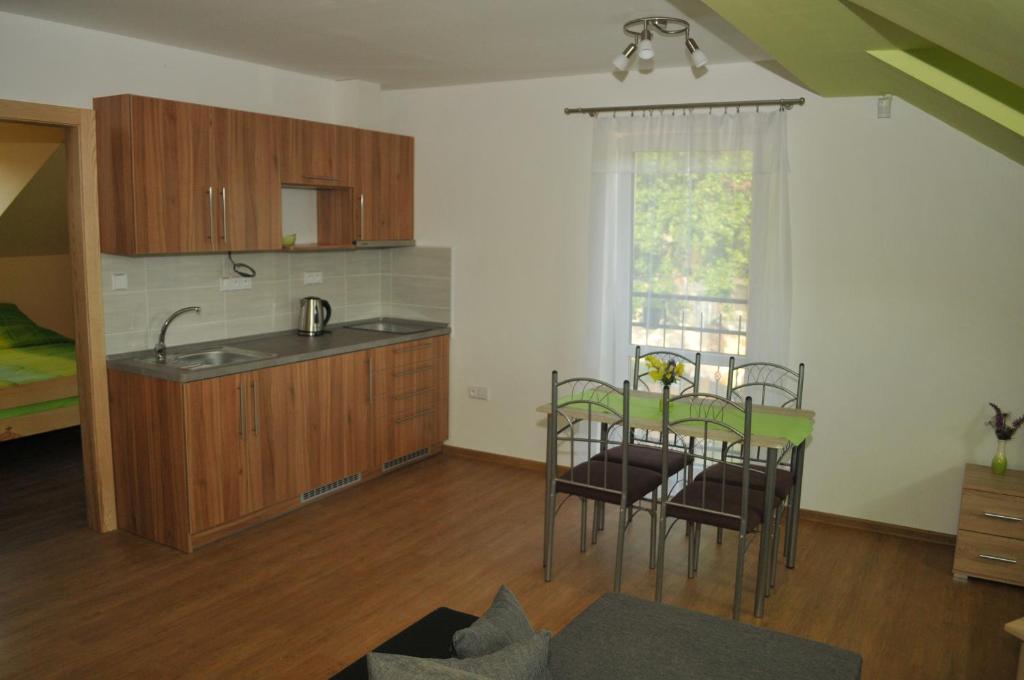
[645, 356, 687, 411]
[987, 403, 1024, 475]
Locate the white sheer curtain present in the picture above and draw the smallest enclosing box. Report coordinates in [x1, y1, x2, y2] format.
[584, 110, 792, 383]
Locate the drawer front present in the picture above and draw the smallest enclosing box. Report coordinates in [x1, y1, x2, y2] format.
[954, 530, 1024, 586]
[392, 363, 436, 395]
[392, 386, 437, 419]
[960, 489, 1024, 540]
[391, 339, 437, 368]
[393, 407, 437, 458]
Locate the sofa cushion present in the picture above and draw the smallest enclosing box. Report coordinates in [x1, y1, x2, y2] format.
[370, 632, 552, 680]
[549, 593, 861, 680]
[453, 585, 535, 658]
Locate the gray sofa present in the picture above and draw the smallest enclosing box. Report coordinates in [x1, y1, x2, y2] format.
[550, 593, 861, 680]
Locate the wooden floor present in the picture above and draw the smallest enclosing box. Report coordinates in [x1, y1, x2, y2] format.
[2, 429, 1021, 679]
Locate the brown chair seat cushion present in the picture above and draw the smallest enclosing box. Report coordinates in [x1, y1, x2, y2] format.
[664, 482, 769, 532]
[695, 462, 794, 499]
[593, 443, 690, 475]
[556, 461, 662, 505]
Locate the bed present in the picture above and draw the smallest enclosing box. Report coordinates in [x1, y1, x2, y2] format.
[0, 304, 79, 441]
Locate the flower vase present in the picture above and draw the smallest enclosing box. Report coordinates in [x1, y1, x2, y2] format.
[992, 439, 1009, 475]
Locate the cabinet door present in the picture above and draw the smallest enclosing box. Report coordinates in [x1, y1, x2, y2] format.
[249, 363, 311, 507]
[183, 374, 251, 532]
[329, 351, 373, 477]
[214, 109, 281, 251]
[130, 97, 217, 253]
[356, 130, 414, 242]
[280, 119, 348, 186]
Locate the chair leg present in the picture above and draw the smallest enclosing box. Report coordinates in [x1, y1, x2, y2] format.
[580, 498, 589, 553]
[544, 484, 557, 582]
[613, 504, 627, 592]
[716, 527, 724, 545]
[654, 504, 668, 602]
[687, 524, 699, 578]
[732, 532, 746, 620]
[754, 528, 769, 618]
[598, 501, 606, 531]
[694, 524, 702, 573]
[591, 501, 600, 545]
[648, 502, 658, 569]
[770, 505, 783, 590]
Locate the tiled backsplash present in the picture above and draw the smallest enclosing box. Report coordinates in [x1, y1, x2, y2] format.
[102, 247, 452, 355]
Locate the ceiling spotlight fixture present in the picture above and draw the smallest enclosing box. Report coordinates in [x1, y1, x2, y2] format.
[613, 16, 709, 74]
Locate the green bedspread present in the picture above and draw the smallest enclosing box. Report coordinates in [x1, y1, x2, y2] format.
[0, 342, 78, 388]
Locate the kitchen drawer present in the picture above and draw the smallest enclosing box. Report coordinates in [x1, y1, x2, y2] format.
[392, 362, 436, 394]
[391, 339, 437, 368]
[392, 386, 436, 419]
[954, 530, 1024, 586]
[393, 406, 437, 457]
[959, 489, 1024, 540]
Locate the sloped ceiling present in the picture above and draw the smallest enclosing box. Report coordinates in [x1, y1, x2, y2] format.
[702, 0, 1024, 165]
[0, 144, 69, 257]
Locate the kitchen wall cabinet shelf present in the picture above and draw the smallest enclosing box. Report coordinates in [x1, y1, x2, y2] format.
[107, 336, 448, 552]
[95, 94, 414, 255]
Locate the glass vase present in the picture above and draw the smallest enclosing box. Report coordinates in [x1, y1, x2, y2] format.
[992, 439, 1009, 475]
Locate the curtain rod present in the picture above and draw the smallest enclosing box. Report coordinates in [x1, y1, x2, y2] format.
[564, 97, 806, 117]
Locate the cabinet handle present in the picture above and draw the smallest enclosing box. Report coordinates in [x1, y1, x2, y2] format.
[251, 379, 259, 434]
[979, 553, 1017, 564]
[207, 187, 215, 242]
[220, 187, 229, 244]
[303, 174, 339, 181]
[396, 408, 434, 424]
[238, 383, 246, 437]
[983, 511, 1024, 522]
[394, 343, 431, 354]
[359, 193, 365, 240]
[393, 365, 434, 378]
[368, 356, 374, 406]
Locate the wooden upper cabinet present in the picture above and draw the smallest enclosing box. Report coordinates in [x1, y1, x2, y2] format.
[356, 130, 414, 243]
[279, 119, 356, 187]
[214, 110, 282, 251]
[96, 95, 217, 254]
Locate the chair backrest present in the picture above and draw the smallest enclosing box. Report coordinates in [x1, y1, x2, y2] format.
[659, 390, 754, 530]
[633, 347, 701, 396]
[726, 358, 804, 409]
[548, 371, 632, 503]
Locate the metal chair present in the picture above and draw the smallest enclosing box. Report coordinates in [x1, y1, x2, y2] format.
[653, 390, 768, 620]
[700, 358, 805, 591]
[543, 372, 662, 592]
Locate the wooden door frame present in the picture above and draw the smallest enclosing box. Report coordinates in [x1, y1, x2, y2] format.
[0, 98, 117, 532]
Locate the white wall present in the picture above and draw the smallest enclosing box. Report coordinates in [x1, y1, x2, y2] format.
[0, 11, 381, 127]
[382, 62, 1024, 534]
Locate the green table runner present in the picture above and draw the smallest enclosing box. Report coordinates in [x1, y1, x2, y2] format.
[558, 390, 813, 447]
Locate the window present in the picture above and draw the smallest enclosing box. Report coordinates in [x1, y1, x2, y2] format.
[630, 149, 752, 359]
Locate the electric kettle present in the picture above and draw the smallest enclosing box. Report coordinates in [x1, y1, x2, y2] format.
[297, 296, 331, 336]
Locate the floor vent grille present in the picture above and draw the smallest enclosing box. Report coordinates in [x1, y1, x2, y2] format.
[383, 448, 430, 472]
[301, 473, 362, 503]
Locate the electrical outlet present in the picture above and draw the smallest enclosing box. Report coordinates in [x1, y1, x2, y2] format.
[220, 277, 253, 292]
[468, 386, 489, 400]
[110, 272, 128, 290]
[303, 271, 323, 285]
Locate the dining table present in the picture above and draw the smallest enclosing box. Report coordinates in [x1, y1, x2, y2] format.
[537, 388, 814, 617]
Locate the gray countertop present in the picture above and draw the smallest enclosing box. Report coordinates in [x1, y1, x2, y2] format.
[107, 318, 449, 383]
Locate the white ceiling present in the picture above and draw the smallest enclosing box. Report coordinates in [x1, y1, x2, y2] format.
[0, 0, 770, 89]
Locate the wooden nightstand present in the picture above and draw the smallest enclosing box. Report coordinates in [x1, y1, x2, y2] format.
[955, 464, 1024, 586]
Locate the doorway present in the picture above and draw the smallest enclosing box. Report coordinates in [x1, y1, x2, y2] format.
[0, 99, 115, 532]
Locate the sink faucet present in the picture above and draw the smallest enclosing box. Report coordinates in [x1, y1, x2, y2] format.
[155, 306, 201, 363]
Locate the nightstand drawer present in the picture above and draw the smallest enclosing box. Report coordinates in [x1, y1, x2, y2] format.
[960, 489, 1024, 540]
[954, 530, 1024, 587]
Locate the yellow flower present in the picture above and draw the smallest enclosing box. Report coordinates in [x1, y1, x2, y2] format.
[650, 367, 664, 382]
[645, 356, 663, 370]
[675, 363, 686, 378]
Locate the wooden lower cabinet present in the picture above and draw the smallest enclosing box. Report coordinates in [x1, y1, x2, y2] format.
[108, 337, 448, 552]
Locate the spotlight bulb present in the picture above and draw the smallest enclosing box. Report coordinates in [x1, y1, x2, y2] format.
[612, 42, 636, 72]
[686, 37, 708, 68]
[638, 38, 654, 61]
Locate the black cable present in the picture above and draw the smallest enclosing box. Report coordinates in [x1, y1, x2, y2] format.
[227, 252, 256, 278]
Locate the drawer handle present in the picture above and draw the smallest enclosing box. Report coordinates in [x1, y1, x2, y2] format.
[983, 512, 1024, 522]
[393, 386, 435, 401]
[979, 553, 1017, 564]
[303, 174, 339, 181]
[396, 408, 434, 424]
[394, 344, 431, 354]
[393, 365, 434, 378]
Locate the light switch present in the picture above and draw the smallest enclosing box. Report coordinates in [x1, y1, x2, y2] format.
[110, 272, 128, 290]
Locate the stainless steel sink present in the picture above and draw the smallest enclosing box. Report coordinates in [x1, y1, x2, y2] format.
[136, 346, 276, 370]
[343, 321, 428, 334]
